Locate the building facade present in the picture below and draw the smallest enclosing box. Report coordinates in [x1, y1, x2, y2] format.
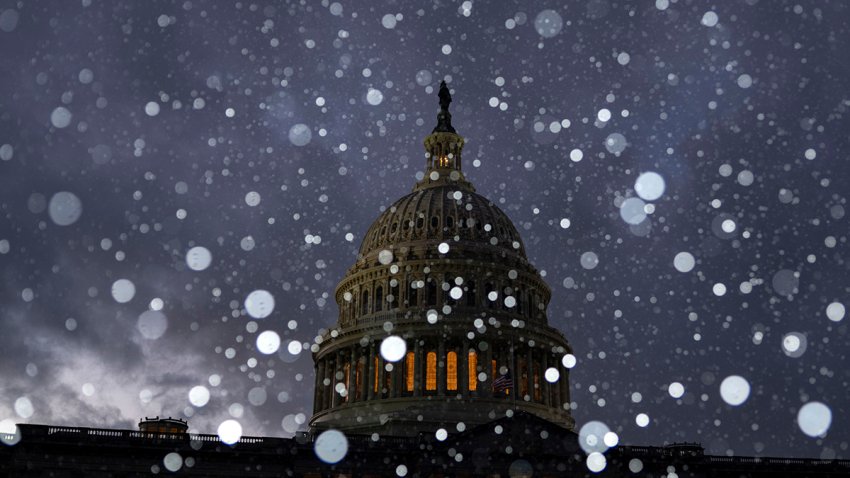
[310, 81, 574, 437]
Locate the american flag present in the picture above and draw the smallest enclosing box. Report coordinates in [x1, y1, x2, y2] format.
[492, 371, 513, 393]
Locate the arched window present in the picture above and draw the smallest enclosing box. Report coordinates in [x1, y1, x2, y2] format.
[407, 280, 418, 307]
[375, 286, 383, 312]
[426, 352, 437, 391]
[361, 290, 370, 315]
[534, 367, 541, 402]
[390, 282, 399, 308]
[465, 280, 476, 307]
[405, 352, 415, 392]
[426, 280, 437, 306]
[467, 350, 478, 391]
[447, 351, 458, 391]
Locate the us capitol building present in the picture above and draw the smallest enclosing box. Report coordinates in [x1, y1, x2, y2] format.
[1, 83, 846, 477]
[309, 81, 574, 437]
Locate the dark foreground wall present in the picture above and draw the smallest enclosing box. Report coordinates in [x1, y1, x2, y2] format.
[2, 412, 848, 477]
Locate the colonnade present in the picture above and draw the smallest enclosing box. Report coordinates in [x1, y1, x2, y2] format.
[313, 338, 570, 415]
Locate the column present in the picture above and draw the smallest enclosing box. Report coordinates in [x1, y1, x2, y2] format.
[523, 347, 534, 402]
[483, 344, 492, 398]
[348, 347, 357, 404]
[366, 343, 376, 400]
[413, 340, 422, 396]
[509, 342, 517, 402]
[359, 355, 368, 401]
[391, 351, 401, 398]
[315, 359, 325, 413]
[437, 341, 446, 395]
[324, 355, 335, 410]
[460, 341, 469, 398]
[541, 354, 550, 407]
[377, 354, 385, 398]
[331, 351, 341, 408]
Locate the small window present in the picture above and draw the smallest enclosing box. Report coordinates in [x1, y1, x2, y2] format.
[431, 217, 438, 228]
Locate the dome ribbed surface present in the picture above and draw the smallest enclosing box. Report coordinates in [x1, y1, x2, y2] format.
[357, 186, 527, 259]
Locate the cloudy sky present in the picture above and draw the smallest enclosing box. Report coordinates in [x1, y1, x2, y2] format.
[1, 0, 848, 460]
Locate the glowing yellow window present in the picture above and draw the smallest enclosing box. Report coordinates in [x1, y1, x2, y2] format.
[426, 352, 437, 391]
[405, 351, 415, 392]
[373, 356, 379, 393]
[468, 350, 477, 391]
[447, 351, 458, 391]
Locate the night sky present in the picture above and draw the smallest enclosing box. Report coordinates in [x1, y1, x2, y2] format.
[1, 0, 848, 462]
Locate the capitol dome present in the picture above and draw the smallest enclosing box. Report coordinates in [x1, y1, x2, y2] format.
[310, 82, 575, 436]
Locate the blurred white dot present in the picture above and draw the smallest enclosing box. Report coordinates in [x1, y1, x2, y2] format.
[544, 367, 559, 383]
[634, 172, 665, 201]
[826, 302, 845, 322]
[314, 429, 348, 464]
[569, 149, 583, 162]
[245, 191, 261, 206]
[435, 428, 448, 441]
[673, 252, 695, 273]
[396, 464, 408, 476]
[137, 310, 168, 339]
[668, 382, 685, 399]
[14, 396, 33, 419]
[111, 279, 136, 303]
[559, 218, 571, 229]
[587, 452, 606, 472]
[380, 336, 406, 362]
[597, 108, 611, 122]
[719, 375, 750, 406]
[288, 340, 302, 355]
[163, 452, 183, 472]
[288, 123, 312, 147]
[797, 402, 832, 437]
[712, 283, 727, 296]
[635, 413, 649, 427]
[82, 383, 95, 396]
[217, 419, 242, 445]
[438, 242, 450, 254]
[48, 191, 83, 226]
[186, 246, 212, 271]
[562, 354, 576, 368]
[245, 290, 275, 319]
[188, 385, 210, 407]
[580, 252, 599, 270]
[144, 101, 160, 116]
[366, 88, 384, 106]
[256, 330, 281, 354]
[701, 11, 718, 27]
[381, 13, 397, 29]
[50, 107, 72, 128]
[378, 249, 394, 265]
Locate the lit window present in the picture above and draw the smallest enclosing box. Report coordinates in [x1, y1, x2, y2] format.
[426, 352, 437, 391]
[405, 352, 415, 392]
[468, 350, 477, 391]
[373, 356, 379, 393]
[447, 351, 458, 391]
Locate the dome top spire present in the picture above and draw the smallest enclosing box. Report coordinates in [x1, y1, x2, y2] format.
[433, 80, 456, 134]
[415, 80, 472, 191]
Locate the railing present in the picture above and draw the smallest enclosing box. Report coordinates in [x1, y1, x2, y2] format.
[26, 425, 270, 446]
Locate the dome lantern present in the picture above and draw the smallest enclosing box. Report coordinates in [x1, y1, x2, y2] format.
[415, 81, 474, 192]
